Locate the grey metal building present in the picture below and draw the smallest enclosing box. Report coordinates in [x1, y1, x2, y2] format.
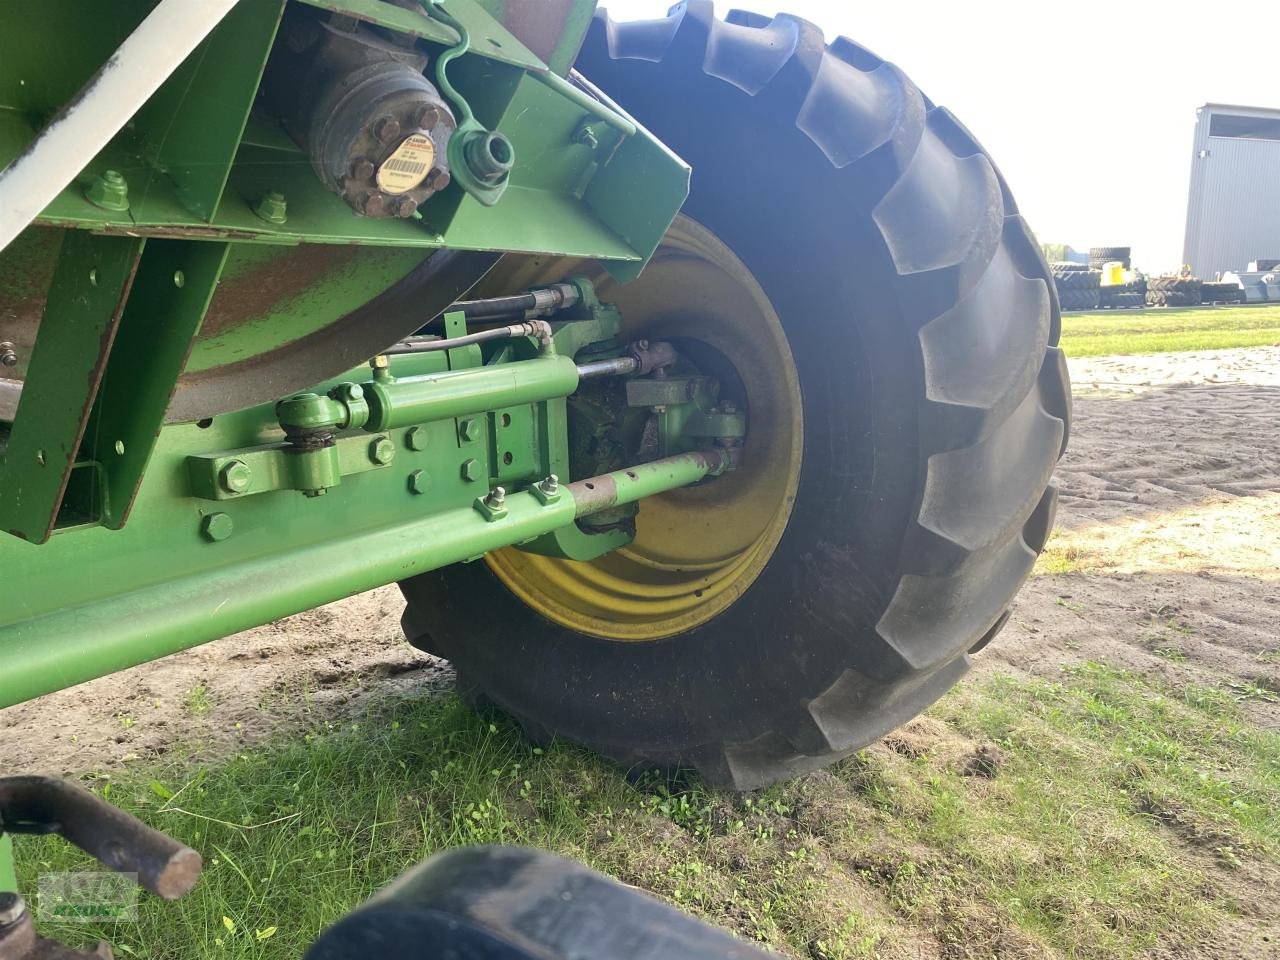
[1183, 103, 1280, 279]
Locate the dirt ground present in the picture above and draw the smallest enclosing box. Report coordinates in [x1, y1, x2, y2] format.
[2, 346, 1276, 773]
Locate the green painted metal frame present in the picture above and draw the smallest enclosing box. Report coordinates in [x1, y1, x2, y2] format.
[0, 0, 687, 543]
[0, 1, 698, 713]
[0, 301, 646, 708]
[0, 233, 143, 542]
[0, 0, 687, 269]
[0, 834, 14, 895]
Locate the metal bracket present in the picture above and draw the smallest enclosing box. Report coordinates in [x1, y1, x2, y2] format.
[187, 432, 395, 501]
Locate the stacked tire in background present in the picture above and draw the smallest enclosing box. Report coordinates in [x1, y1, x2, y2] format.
[1200, 280, 1245, 304]
[1146, 276, 1202, 307]
[1089, 246, 1131, 270]
[1101, 275, 1146, 308]
[1051, 262, 1100, 310]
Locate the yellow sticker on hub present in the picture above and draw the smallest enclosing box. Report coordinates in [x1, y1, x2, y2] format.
[376, 134, 436, 195]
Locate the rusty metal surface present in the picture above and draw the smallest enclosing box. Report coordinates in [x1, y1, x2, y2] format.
[0, 906, 113, 959]
[167, 248, 499, 421]
[0, 777, 201, 900]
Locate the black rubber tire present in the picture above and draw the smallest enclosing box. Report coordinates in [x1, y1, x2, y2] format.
[1200, 281, 1243, 303]
[1146, 276, 1202, 307]
[1050, 261, 1089, 272]
[399, 2, 1071, 790]
[1058, 287, 1101, 310]
[1099, 278, 1145, 309]
[1052, 268, 1101, 291]
[1089, 246, 1131, 269]
[1099, 292, 1144, 309]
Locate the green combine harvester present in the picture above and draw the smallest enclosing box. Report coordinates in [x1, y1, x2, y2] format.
[0, 0, 1070, 954]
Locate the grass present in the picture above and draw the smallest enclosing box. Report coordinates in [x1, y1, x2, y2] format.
[1058, 303, 1280, 357]
[15, 666, 1279, 960]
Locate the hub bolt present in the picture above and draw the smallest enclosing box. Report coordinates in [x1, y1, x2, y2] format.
[370, 437, 396, 465]
[484, 486, 506, 509]
[351, 157, 376, 181]
[374, 116, 402, 144]
[0, 341, 16, 367]
[394, 196, 418, 218]
[414, 104, 440, 129]
[426, 167, 451, 192]
[362, 192, 387, 216]
[0, 892, 28, 926]
[218, 460, 252, 494]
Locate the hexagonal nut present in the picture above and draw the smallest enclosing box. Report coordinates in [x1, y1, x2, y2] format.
[374, 116, 402, 144]
[370, 437, 396, 465]
[460, 458, 482, 483]
[218, 460, 252, 494]
[458, 418, 483, 443]
[408, 470, 429, 495]
[201, 512, 234, 542]
[406, 426, 430, 451]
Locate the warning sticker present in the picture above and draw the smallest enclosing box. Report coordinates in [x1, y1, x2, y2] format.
[376, 133, 436, 195]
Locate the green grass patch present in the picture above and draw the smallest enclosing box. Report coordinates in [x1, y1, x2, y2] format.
[1059, 304, 1280, 357]
[14, 667, 1279, 959]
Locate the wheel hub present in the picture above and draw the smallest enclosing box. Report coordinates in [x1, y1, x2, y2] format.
[484, 215, 804, 641]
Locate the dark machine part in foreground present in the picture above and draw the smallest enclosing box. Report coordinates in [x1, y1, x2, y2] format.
[0, 777, 201, 960]
[0, 778, 766, 960]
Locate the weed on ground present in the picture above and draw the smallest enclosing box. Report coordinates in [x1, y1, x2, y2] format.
[15, 664, 1278, 959]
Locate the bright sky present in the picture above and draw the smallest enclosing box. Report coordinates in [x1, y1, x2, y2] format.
[601, 0, 1276, 273]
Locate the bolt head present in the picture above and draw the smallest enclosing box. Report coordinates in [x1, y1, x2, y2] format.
[253, 190, 288, 225]
[406, 426, 429, 451]
[460, 458, 482, 483]
[219, 460, 252, 494]
[486, 486, 507, 506]
[541, 474, 559, 493]
[351, 157, 376, 180]
[414, 104, 440, 129]
[86, 169, 130, 211]
[201, 513, 234, 542]
[426, 167, 451, 192]
[362, 192, 387, 216]
[374, 116, 402, 144]
[459, 418, 482, 443]
[408, 469, 429, 495]
[395, 196, 418, 218]
[0, 341, 16, 366]
[343, 383, 364, 401]
[370, 437, 396, 465]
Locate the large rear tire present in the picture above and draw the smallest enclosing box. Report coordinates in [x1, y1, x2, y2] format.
[399, 2, 1070, 789]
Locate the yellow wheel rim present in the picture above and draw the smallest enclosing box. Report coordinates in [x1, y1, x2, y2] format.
[485, 216, 804, 640]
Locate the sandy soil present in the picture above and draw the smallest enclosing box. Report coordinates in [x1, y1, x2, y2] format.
[2, 347, 1277, 772]
[981, 347, 1280, 733]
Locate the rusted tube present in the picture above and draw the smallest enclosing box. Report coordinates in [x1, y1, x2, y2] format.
[0, 777, 201, 900]
[568, 448, 729, 518]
